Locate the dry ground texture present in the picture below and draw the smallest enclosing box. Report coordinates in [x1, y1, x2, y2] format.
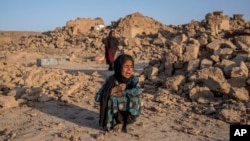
[0, 51, 229, 141]
[1, 11, 250, 141]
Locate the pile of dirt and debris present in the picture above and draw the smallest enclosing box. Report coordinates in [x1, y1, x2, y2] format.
[0, 11, 250, 141]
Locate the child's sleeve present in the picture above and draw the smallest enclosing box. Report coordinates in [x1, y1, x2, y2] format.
[122, 76, 142, 97]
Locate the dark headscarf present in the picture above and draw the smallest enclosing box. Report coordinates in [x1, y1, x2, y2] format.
[99, 75, 115, 128]
[114, 54, 134, 83]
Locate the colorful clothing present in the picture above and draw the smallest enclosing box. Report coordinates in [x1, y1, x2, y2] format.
[95, 75, 142, 130]
[104, 36, 119, 64]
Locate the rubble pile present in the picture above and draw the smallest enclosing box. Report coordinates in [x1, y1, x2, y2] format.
[141, 11, 250, 124]
[0, 11, 250, 125]
[0, 62, 103, 112]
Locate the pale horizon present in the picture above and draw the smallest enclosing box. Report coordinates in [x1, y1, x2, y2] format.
[1, 0, 249, 32]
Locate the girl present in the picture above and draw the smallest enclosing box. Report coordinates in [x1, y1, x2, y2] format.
[95, 54, 142, 132]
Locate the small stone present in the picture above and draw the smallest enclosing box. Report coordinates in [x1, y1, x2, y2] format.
[10, 132, 16, 138]
[188, 128, 200, 135]
[197, 97, 210, 104]
[204, 106, 217, 115]
[96, 133, 105, 141]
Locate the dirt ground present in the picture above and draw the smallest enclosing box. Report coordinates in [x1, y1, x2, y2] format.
[0, 52, 230, 141]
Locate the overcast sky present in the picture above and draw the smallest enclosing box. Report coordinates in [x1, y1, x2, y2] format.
[1, 0, 249, 31]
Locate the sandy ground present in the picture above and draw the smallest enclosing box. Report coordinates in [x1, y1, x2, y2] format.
[0, 52, 230, 141]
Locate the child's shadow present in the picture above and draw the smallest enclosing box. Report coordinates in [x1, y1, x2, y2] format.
[32, 100, 100, 130]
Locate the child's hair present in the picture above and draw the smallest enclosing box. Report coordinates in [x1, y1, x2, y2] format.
[115, 54, 134, 69]
[114, 54, 134, 82]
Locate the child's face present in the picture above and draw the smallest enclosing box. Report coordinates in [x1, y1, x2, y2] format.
[121, 60, 134, 79]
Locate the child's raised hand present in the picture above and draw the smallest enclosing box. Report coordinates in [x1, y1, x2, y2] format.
[119, 83, 127, 91]
[111, 86, 121, 96]
[111, 84, 126, 97]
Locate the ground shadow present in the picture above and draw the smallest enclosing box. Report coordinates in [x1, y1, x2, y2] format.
[31, 100, 101, 131]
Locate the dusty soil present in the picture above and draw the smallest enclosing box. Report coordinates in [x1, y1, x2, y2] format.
[0, 51, 230, 141]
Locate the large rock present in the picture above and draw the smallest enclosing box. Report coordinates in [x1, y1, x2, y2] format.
[223, 61, 249, 78]
[187, 59, 200, 72]
[0, 96, 20, 111]
[182, 39, 200, 62]
[200, 59, 213, 69]
[221, 59, 237, 77]
[190, 67, 231, 94]
[170, 44, 183, 58]
[172, 34, 187, 44]
[219, 109, 241, 124]
[163, 52, 178, 64]
[231, 87, 249, 101]
[206, 39, 236, 53]
[234, 36, 250, 53]
[230, 61, 249, 78]
[165, 75, 185, 92]
[189, 86, 214, 101]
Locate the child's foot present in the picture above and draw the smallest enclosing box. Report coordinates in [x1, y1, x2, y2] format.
[122, 126, 128, 133]
[122, 125, 127, 133]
